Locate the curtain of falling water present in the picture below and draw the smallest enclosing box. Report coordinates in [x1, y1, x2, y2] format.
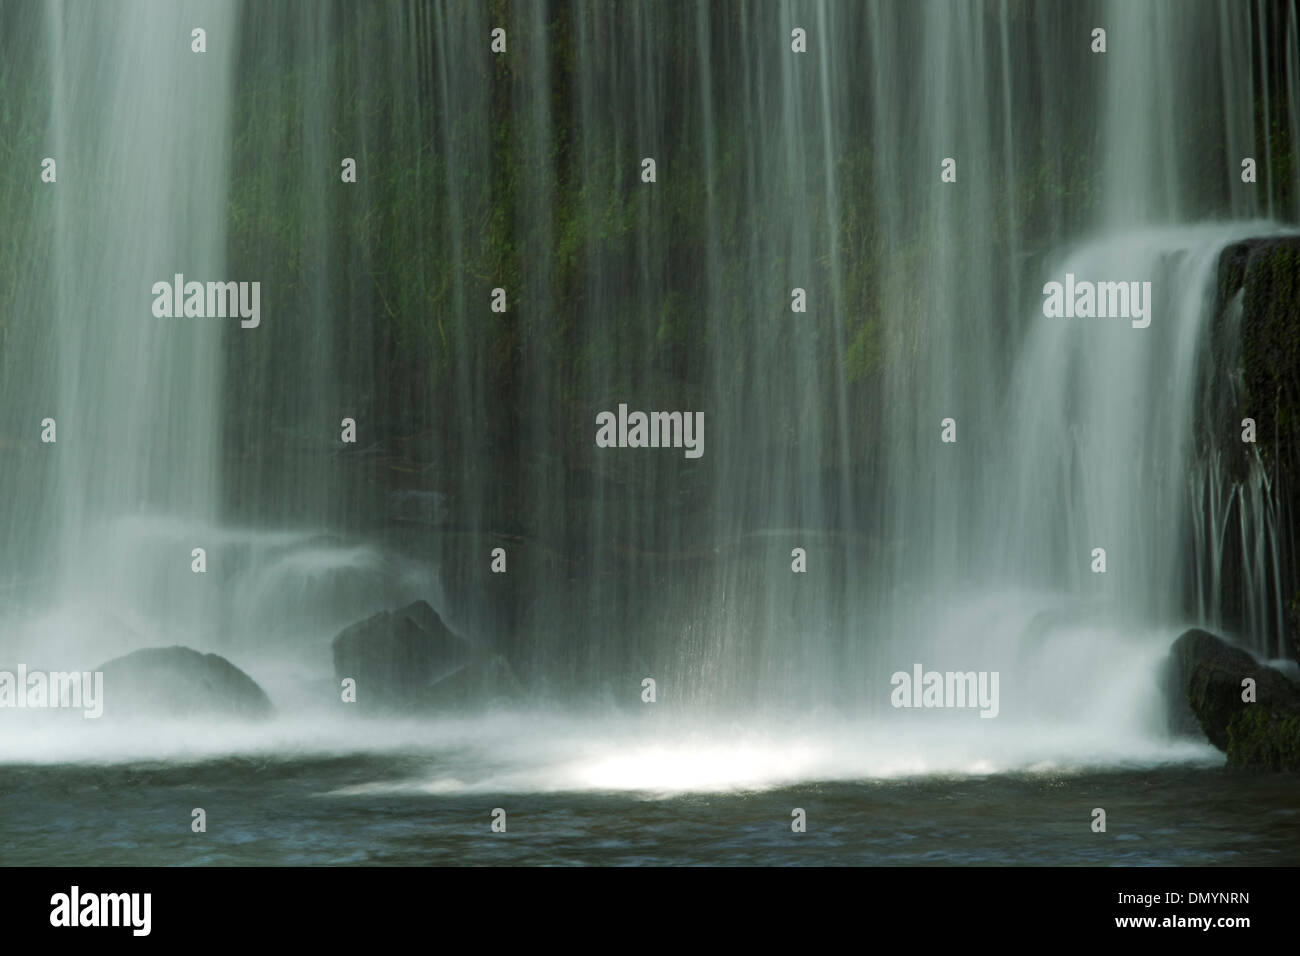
[0, 0, 1297, 709]
[0, 1, 238, 662]
[218, 0, 504, 658]
[0, 3, 57, 599]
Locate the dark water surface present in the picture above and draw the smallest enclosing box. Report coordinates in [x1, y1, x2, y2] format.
[2, 758, 1296, 866]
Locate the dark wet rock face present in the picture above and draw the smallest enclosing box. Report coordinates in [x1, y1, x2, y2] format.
[331, 600, 521, 712]
[1166, 628, 1300, 770]
[1213, 237, 1300, 658]
[96, 646, 273, 719]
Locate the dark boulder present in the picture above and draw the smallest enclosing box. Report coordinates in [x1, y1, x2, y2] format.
[331, 600, 519, 711]
[424, 653, 524, 708]
[96, 646, 272, 719]
[1165, 628, 1300, 770]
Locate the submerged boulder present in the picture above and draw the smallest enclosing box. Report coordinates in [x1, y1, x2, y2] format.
[1165, 628, 1300, 770]
[331, 600, 520, 711]
[96, 646, 272, 719]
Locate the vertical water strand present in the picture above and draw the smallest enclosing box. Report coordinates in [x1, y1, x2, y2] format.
[425, 0, 493, 650]
[1219, 1, 1255, 220]
[431, 0, 472, 581]
[1256, 0, 1277, 220]
[769, 0, 815, 703]
[630, 0, 665, 690]
[997, 1, 1021, 343]
[567, 0, 602, 693]
[692, 0, 732, 705]
[511, 0, 558, 677]
[814, 0, 854, 694]
[44, 0, 238, 656]
[864, 0, 909, 613]
[293, 0, 334, 523]
[40, 0, 69, 599]
[0, 0, 60, 601]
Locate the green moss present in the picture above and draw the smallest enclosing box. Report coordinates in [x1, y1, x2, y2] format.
[845, 318, 883, 384]
[1240, 239, 1300, 476]
[1227, 705, 1300, 771]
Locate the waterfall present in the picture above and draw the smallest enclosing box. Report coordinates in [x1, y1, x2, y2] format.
[1, 1, 238, 664]
[0, 0, 1297, 779]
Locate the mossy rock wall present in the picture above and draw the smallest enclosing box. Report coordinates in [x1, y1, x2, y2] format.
[1212, 237, 1300, 657]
